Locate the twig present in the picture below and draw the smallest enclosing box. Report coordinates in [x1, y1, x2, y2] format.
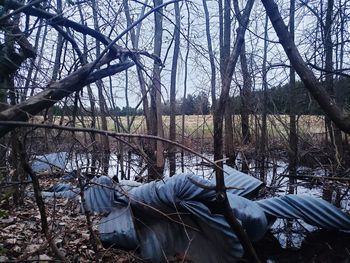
[284, 174, 350, 182]
[0, 121, 223, 172]
[77, 169, 102, 262]
[17, 140, 68, 262]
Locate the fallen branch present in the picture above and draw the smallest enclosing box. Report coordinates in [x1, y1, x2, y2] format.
[0, 59, 134, 137]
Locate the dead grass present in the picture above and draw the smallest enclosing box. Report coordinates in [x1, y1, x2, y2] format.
[32, 114, 326, 147]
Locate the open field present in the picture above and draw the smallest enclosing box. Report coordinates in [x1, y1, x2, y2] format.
[31, 114, 327, 150]
[38, 114, 326, 136]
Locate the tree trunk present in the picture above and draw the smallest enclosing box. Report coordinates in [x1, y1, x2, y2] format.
[148, 0, 164, 180]
[76, 4, 99, 175]
[288, 0, 298, 194]
[239, 44, 252, 146]
[260, 14, 269, 182]
[213, 1, 260, 261]
[169, 1, 180, 176]
[181, 2, 191, 173]
[261, 0, 350, 134]
[122, 0, 150, 132]
[224, 105, 235, 166]
[92, 0, 110, 175]
[238, 43, 252, 172]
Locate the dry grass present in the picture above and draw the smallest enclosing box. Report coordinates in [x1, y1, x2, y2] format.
[32, 114, 326, 145]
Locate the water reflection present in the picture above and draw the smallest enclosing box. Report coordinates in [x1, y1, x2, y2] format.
[255, 228, 350, 262]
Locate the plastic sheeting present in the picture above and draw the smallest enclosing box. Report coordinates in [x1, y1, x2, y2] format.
[31, 152, 68, 173]
[127, 174, 249, 262]
[257, 195, 350, 230]
[83, 176, 123, 213]
[39, 167, 350, 263]
[98, 205, 139, 250]
[41, 176, 124, 210]
[213, 165, 264, 197]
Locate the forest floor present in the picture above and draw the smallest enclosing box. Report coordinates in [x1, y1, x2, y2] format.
[1, 164, 350, 262]
[1, 152, 350, 262]
[0, 174, 141, 262]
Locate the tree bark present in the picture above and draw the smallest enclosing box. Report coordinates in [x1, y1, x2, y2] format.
[288, 0, 298, 194]
[169, 1, 180, 176]
[123, 0, 151, 132]
[214, 0, 254, 190]
[260, 14, 268, 182]
[261, 0, 350, 134]
[148, 0, 164, 180]
[213, 0, 260, 261]
[181, 2, 191, 172]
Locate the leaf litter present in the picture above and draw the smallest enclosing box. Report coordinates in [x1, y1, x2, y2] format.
[0, 174, 142, 262]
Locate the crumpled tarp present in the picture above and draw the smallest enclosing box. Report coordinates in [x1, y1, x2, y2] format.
[212, 165, 264, 197]
[31, 152, 68, 173]
[257, 195, 350, 230]
[41, 166, 350, 262]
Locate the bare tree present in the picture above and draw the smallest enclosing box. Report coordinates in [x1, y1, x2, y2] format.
[148, 0, 165, 179]
[212, 0, 260, 261]
[260, 13, 269, 182]
[288, 0, 298, 194]
[169, 1, 181, 176]
[261, 0, 350, 134]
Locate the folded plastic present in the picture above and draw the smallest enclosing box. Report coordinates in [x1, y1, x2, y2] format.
[39, 169, 350, 263]
[31, 152, 68, 173]
[210, 165, 264, 197]
[257, 195, 350, 230]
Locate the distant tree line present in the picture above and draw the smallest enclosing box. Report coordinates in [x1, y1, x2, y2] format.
[50, 79, 349, 117]
[51, 104, 144, 116]
[50, 92, 211, 116]
[162, 92, 211, 115]
[231, 78, 350, 115]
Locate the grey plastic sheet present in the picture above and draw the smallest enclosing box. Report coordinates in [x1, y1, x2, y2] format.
[127, 174, 247, 261]
[40, 167, 350, 262]
[211, 165, 264, 197]
[257, 195, 350, 230]
[31, 152, 68, 173]
[98, 205, 139, 250]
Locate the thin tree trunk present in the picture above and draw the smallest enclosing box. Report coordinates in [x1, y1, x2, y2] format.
[169, 1, 180, 176]
[77, 5, 98, 175]
[122, 0, 150, 132]
[181, 2, 191, 173]
[148, 0, 164, 180]
[224, 105, 235, 166]
[239, 43, 252, 146]
[92, 0, 110, 175]
[213, 0, 260, 261]
[323, 0, 343, 205]
[45, 0, 64, 151]
[288, 0, 298, 194]
[260, 15, 269, 182]
[238, 42, 252, 173]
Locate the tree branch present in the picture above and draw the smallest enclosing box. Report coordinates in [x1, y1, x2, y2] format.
[261, 0, 350, 134]
[0, 58, 134, 137]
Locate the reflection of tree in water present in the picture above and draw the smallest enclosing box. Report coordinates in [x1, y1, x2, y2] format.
[255, 229, 350, 262]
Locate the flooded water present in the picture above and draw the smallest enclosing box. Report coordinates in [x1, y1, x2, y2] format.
[65, 151, 350, 262]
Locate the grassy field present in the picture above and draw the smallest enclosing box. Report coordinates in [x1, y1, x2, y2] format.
[39, 114, 326, 143]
